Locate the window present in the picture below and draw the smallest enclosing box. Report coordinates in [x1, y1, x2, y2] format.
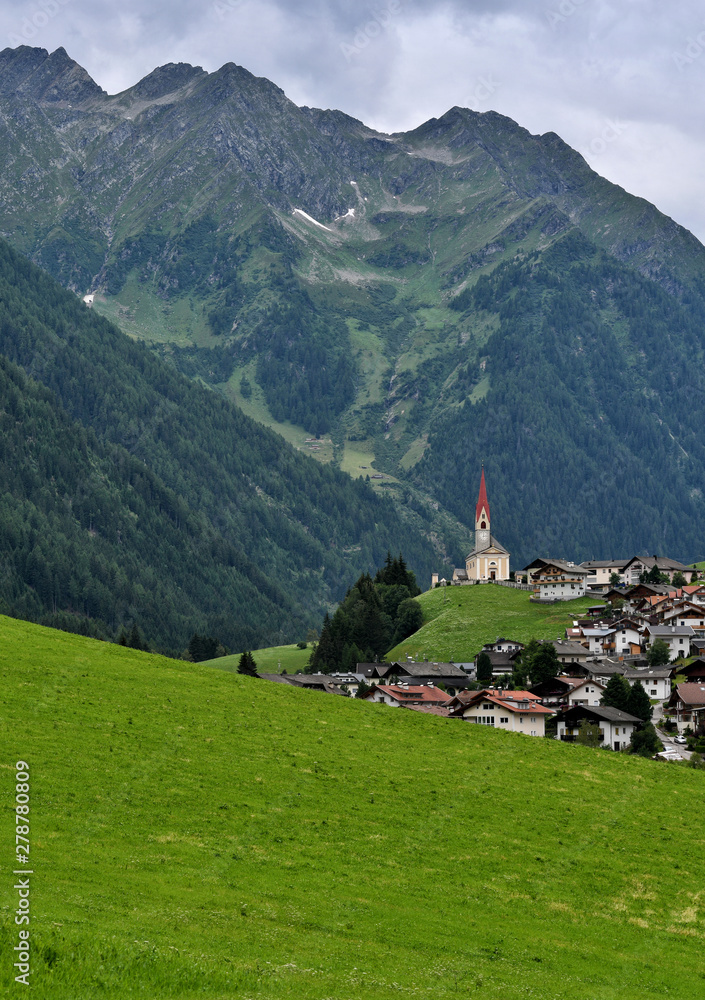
[500, 717, 509, 723]
[651, 689, 657, 695]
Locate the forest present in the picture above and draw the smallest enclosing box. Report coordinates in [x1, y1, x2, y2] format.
[0, 238, 445, 653]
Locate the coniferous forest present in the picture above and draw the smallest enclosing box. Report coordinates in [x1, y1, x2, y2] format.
[0, 238, 447, 653]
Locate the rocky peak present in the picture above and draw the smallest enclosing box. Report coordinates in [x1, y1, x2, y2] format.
[120, 62, 207, 102]
[0, 45, 104, 105]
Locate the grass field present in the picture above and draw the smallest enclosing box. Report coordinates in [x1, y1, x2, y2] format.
[388, 584, 596, 661]
[2, 614, 705, 999]
[207, 642, 311, 674]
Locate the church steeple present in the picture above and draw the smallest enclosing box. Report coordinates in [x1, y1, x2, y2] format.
[475, 467, 491, 551]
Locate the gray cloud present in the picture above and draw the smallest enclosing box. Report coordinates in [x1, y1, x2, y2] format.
[0, 0, 704, 239]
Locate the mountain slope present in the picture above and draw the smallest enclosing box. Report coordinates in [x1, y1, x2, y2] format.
[3, 46, 705, 564]
[0, 236, 463, 651]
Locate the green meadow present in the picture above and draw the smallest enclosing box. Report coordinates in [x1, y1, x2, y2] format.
[388, 584, 596, 661]
[1, 614, 704, 999]
[208, 642, 311, 675]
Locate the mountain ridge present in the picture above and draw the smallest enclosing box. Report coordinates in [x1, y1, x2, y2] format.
[2, 45, 705, 566]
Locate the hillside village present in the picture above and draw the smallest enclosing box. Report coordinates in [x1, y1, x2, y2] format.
[262, 472, 705, 759]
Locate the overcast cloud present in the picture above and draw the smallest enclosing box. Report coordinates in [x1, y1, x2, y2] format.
[2, 0, 704, 240]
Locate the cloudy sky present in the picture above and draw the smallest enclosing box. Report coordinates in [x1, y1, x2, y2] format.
[3, 0, 705, 240]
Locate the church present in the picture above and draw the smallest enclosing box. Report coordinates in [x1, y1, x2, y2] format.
[432, 469, 510, 586]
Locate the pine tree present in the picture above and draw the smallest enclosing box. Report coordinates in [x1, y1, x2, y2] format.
[237, 651, 258, 677]
[601, 674, 631, 712]
[128, 623, 146, 651]
[476, 651, 493, 683]
[626, 679, 653, 722]
[528, 643, 560, 685]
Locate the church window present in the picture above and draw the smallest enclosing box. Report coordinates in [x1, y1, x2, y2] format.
[481, 521, 486, 529]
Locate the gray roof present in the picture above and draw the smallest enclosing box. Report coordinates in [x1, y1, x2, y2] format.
[648, 625, 694, 636]
[624, 555, 694, 573]
[560, 704, 642, 724]
[549, 639, 591, 657]
[390, 659, 469, 679]
[580, 560, 629, 570]
[623, 668, 672, 680]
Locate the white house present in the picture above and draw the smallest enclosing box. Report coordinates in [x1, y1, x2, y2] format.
[647, 624, 694, 661]
[524, 559, 590, 601]
[450, 689, 553, 737]
[580, 560, 628, 586]
[624, 669, 672, 702]
[567, 679, 605, 707]
[556, 705, 642, 751]
[581, 628, 616, 656]
[622, 556, 696, 586]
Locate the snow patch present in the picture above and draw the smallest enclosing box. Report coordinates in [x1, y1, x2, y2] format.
[292, 208, 332, 232]
[335, 207, 356, 221]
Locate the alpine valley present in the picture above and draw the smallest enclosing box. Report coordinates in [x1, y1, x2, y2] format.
[2, 44, 705, 651]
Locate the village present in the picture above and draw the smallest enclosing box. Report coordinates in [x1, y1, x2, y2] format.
[260, 472, 705, 761]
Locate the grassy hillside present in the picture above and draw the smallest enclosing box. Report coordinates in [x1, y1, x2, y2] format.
[207, 641, 311, 674]
[388, 584, 595, 662]
[2, 614, 704, 999]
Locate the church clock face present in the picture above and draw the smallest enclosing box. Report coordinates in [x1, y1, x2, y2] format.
[476, 527, 490, 549]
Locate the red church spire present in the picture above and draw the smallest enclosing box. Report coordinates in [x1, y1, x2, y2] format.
[476, 466, 490, 523]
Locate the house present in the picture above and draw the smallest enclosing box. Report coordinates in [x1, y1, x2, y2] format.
[666, 683, 705, 733]
[449, 688, 553, 737]
[580, 560, 628, 587]
[689, 638, 705, 659]
[622, 556, 696, 587]
[566, 679, 606, 707]
[363, 684, 452, 709]
[609, 619, 644, 656]
[623, 668, 672, 701]
[555, 705, 642, 751]
[585, 660, 632, 685]
[529, 675, 587, 708]
[524, 559, 590, 601]
[673, 658, 705, 683]
[646, 624, 694, 661]
[662, 603, 705, 634]
[549, 639, 592, 666]
[387, 659, 471, 693]
[476, 650, 518, 678]
[438, 469, 510, 585]
[580, 627, 617, 656]
[481, 637, 525, 655]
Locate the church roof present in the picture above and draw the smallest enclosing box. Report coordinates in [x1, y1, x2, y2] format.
[476, 467, 490, 522]
[466, 535, 510, 560]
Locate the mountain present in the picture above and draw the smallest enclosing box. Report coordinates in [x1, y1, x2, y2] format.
[2, 45, 705, 565]
[0, 236, 464, 652]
